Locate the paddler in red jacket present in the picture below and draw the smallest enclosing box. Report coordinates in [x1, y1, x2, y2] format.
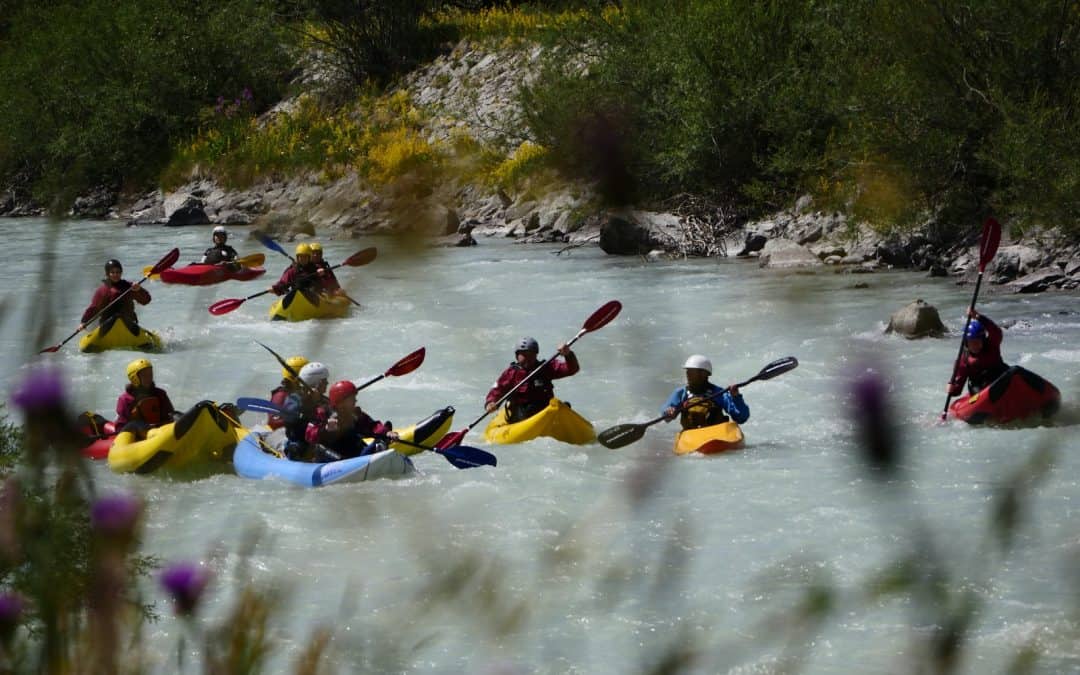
[948, 309, 1010, 396]
[79, 259, 151, 331]
[309, 242, 341, 294]
[484, 337, 579, 423]
[115, 358, 176, 432]
[270, 243, 324, 296]
[267, 355, 308, 429]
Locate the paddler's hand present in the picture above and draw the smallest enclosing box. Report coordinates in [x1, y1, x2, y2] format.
[663, 406, 677, 421]
[325, 415, 339, 432]
[556, 342, 572, 357]
[131, 282, 142, 291]
[485, 401, 497, 413]
[728, 385, 740, 397]
[270, 285, 282, 295]
[386, 431, 399, 442]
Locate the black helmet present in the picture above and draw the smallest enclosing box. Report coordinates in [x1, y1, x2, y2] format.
[105, 259, 123, 273]
[515, 337, 539, 354]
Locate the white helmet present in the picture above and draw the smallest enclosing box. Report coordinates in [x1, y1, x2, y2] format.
[299, 361, 329, 387]
[683, 354, 712, 374]
[212, 225, 228, 237]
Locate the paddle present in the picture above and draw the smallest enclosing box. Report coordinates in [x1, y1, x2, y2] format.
[255, 232, 364, 309]
[39, 248, 180, 354]
[434, 300, 623, 450]
[142, 252, 266, 277]
[236, 394, 496, 469]
[596, 355, 800, 450]
[355, 347, 426, 391]
[941, 216, 1002, 421]
[207, 247, 376, 315]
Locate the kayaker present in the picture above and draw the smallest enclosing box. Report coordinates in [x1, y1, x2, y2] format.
[312, 380, 400, 459]
[280, 361, 333, 461]
[115, 358, 177, 433]
[270, 243, 324, 296]
[309, 242, 341, 293]
[78, 259, 151, 332]
[484, 337, 579, 423]
[947, 309, 1009, 396]
[267, 355, 308, 430]
[200, 226, 239, 266]
[662, 355, 749, 429]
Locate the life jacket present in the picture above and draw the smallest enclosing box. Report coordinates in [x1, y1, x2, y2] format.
[129, 391, 166, 426]
[679, 392, 729, 430]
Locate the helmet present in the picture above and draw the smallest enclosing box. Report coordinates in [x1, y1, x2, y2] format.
[298, 361, 329, 387]
[515, 337, 539, 354]
[683, 354, 712, 374]
[105, 259, 123, 273]
[282, 356, 309, 382]
[309, 242, 322, 253]
[329, 380, 358, 407]
[126, 358, 152, 386]
[295, 243, 312, 257]
[965, 319, 985, 340]
[212, 225, 228, 238]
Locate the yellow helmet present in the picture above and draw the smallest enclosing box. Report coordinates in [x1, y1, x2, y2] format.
[309, 242, 322, 253]
[282, 356, 309, 382]
[295, 243, 312, 257]
[126, 358, 152, 387]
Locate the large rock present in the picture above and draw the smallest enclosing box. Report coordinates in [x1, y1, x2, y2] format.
[598, 211, 679, 255]
[736, 233, 768, 257]
[989, 245, 1045, 283]
[163, 193, 210, 226]
[885, 299, 947, 339]
[1005, 268, 1064, 294]
[758, 238, 822, 269]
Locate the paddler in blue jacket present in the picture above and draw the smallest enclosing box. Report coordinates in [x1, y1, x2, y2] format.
[662, 355, 749, 429]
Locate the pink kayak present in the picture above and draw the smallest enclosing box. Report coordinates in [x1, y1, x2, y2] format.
[159, 263, 266, 286]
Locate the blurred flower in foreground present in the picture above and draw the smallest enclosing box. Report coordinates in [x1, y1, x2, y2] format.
[160, 562, 211, 617]
[91, 493, 143, 549]
[0, 591, 24, 643]
[9, 365, 66, 413]
[848, 365, 901, 477]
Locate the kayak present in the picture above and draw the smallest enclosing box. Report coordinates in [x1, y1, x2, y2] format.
[107, 401, 245, 475]
[79, 316, 161, 353]
[673, 421, 745, 455]
[364, 406, 455, 456]
[160, 263, 266, 286]
[233, 430, 414, 487]
[483, 398, 595, 445]
[269, 289, 351, 321]
[950, 365, 1061, 425]
[77, 411, 116, 460]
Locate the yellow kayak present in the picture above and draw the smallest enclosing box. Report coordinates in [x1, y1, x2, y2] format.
[79, 316, 161, 353]
[364, 406, 455, 456]
[108, 401, 245, 475]
[484, 398, 595, 445]
[673, 421, 744, 455]
[269, 289, 351, 321]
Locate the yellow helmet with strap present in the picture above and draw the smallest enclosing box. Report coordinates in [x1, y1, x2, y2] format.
[126, 358, 152, 387]
[282, 356, 308, 382]
[309, 242, 322, 253]
[295, 243, 312, 257]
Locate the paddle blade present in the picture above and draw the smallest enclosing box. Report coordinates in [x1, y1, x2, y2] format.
[434, 429, 467, 450]
[437, 445, 497, 469]
[584, 300, 622, 332]
[254, 231, 290, 258]
[150, 248, 181, 276]
[343, 247, 377, 267]
[597, 423, 647, 449]
[237, 253, 266, 268]
[208, 298, 246, 315]
[235, 397, 281, 414]
[386, 347, 425, 377]
[978, 217, 1002, 272]
[749, 356, 799, 383]
[38, 345, 61, 354]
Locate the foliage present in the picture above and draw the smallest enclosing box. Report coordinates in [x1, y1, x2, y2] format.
[520, 0, 1080, 232]
[425, 2, 615, 42]
[489, 140, 549, 189]
[0, 0, 293, 211]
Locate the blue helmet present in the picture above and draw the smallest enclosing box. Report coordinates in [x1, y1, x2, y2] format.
[965, 319, 985, 340]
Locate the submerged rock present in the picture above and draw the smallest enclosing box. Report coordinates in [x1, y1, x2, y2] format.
[885, 299, 947, 339]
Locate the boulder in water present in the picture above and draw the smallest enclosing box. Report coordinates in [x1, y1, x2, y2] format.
[885, 299, 946, 339]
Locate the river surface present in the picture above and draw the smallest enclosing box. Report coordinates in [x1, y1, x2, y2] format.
[2, 217, 1079, 674]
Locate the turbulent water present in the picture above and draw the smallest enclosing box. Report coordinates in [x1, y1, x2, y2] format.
[2, 217, 1078, 674]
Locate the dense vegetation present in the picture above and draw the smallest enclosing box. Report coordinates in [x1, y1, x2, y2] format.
[0, 0, 1076, 234]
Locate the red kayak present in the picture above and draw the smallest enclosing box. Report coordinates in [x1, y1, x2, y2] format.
[159, 263, 266, 286]
[950, 366, 1061, 425]
[77, 412, 117, 459]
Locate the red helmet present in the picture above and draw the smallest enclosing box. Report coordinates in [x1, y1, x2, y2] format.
[328, 380, 357, 407]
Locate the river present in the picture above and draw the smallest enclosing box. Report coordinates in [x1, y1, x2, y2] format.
[2, 217, 1078, 674]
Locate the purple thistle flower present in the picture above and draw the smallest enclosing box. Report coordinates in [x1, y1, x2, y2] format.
[160, 562, 210, 617]
[90, 494, 142, 541]
[849, 368, 900, 476]
[0, 592, 24, 641]
[242, 86, 253, 101]
[10, 365, 66, 412]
